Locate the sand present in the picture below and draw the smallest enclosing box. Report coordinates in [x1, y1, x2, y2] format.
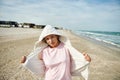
[0, 28, 120, 80]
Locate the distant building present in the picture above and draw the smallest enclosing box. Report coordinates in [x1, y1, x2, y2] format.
[35, 25, 45, 29]
[0, 21, 63, 29]
[54, 27, 63, 30]
[18, 23, 23, 28]
[22, 23, 35, 28]
[0, 21, 18, 27]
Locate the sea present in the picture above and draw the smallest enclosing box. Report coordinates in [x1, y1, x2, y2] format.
[73, 30, 120, 48]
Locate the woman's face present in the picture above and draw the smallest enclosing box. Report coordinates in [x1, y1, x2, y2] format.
[44, 34, 60, 48]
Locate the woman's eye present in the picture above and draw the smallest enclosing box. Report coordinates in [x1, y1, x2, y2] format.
[45, 38, 49, 41]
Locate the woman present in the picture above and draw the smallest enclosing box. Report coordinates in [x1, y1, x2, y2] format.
[21, 25, 91, 80]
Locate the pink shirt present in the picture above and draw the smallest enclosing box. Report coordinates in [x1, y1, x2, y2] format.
[42, 42, 72, 80]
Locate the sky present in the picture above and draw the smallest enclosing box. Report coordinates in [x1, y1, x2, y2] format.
[0, 0, 120, 32]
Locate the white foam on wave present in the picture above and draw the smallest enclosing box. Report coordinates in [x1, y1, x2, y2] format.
[75, 30, 120, 48]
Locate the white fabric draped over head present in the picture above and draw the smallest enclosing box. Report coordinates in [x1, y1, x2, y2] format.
[34, 25, 71, 50]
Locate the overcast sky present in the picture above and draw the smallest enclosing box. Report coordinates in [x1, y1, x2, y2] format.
[0, 0, 120, 31]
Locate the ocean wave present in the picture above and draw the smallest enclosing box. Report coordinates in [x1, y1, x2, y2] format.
[74, 30, 120, 48]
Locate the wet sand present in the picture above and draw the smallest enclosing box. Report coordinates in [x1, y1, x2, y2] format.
[0, 28, 120, 80]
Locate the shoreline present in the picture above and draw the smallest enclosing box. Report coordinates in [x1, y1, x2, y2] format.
[0, 28, 120, 80]
[70, 30, 120, 55]
[72, 30, 120, 49]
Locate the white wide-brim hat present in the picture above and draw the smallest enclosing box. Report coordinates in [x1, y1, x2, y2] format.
[34, 25, 71, 49]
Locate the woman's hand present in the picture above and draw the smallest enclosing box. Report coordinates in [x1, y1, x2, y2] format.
[83, 53, 91, 62]
[20, 56, 26, 63]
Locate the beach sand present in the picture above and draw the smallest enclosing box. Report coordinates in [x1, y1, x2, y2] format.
[0, 28, 120, 80]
